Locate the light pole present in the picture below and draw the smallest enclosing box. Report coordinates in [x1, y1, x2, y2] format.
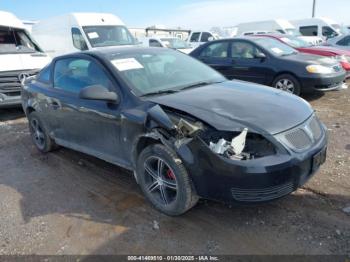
[312, 0, 316, 17]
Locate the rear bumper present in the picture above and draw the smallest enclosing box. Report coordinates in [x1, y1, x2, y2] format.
[300, 72, 346, 92]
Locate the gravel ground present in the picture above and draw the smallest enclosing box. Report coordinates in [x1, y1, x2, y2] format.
[0, 84, 349, 255]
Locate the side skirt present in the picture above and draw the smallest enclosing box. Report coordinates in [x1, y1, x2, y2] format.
[54, 138, 134, 171]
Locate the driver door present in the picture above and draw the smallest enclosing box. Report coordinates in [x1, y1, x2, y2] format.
[229, 40, 269, 84]
[51, 56, 125, 164]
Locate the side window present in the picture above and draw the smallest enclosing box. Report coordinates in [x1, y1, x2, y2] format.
[190, 32, 200, 42]
[322, 26, 336, 38]
[149, 39, 162, 47]
[337, 36, 350, 46]
[299, 26, 318, 36]
[53, 58, 112, 94]
[200, 42, 229, 58]
[200, 32, 212, 42]
[71, 28, 88, 51]
[37, 65, 51, 83]
[231, 41, 259, 59]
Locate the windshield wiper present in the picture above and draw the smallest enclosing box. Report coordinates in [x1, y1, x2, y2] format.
[179, 80, 225, 91]
[140, 89, 179, 97]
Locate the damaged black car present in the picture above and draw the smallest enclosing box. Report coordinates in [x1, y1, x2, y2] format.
[21, 47, 328, 215]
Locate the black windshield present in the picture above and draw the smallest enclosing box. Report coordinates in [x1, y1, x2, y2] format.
[0, 26, 42, 54]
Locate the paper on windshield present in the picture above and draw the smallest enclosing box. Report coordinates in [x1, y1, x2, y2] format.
[111, 58, 144, 71]
[271, 47, 283, 54]
[88, 32, 99, 39]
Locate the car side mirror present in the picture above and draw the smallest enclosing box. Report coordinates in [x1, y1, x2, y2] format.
[255, 52, 266, 59]
[79, 85, 118, 103]
[208, 36, 214, 41]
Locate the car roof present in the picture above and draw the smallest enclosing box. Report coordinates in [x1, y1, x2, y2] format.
[50, 46, 173, 61]
[85, 46, 177, 58]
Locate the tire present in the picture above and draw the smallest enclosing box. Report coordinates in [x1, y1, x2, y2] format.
[272, 74, 301, 96]
[136, 144, 198, 216]
[28, 111, 56, 153]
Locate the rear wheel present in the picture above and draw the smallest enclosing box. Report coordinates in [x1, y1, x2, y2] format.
[136, 144, 198, 216]
[28, 111, 56, 153]
[272, 74, 301, 95]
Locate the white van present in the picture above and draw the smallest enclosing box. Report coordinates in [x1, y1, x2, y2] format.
[235, 19, 298, 36]
[0, 11, 51, 108]
[32, 13, 136, 58]
[234, 19, 323, 45]
[291, 18, 342, 40]
[139, 36, 194, 54]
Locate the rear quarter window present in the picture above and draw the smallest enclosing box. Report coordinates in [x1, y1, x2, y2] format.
[200, 42, 229, 58]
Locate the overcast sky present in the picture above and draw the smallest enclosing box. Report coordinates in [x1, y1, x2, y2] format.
[1, 0, 349, 29]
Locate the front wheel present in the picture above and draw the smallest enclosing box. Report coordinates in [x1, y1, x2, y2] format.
[136, 144, 198, 216]
[272, 74, 301, 95]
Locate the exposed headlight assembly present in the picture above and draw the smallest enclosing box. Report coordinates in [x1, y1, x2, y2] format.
[306, 65, 334, 74]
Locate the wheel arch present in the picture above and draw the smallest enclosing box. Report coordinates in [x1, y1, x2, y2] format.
[132, 134, 162, 168]
[271, 71, 301, 86]
[26, 106, 36, 116]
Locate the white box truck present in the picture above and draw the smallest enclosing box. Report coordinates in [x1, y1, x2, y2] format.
[0, 11, 51, 108]
[32, 13, 136, 58]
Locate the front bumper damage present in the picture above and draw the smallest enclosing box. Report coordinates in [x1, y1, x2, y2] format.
[139, 104, 328, 204]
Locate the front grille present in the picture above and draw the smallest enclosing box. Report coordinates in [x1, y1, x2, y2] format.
[0, 69, 38, 93]
[276, 115, 324, 152]
[284, 128, 311, 150]
[231, 181, 294, 202]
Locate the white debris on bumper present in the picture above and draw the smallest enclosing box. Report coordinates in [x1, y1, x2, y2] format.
[209, 128, 249, 160]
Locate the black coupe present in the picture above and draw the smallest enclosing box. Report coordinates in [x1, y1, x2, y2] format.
[21, 47, 327, 215]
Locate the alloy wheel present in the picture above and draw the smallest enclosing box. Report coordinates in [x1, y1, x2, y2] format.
[275, 79, 295, 93]
[30, 118, 45, 149]
[143, 156, 178, 206]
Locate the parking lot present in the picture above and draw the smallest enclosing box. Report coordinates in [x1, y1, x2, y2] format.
[0, 85, 349, 255]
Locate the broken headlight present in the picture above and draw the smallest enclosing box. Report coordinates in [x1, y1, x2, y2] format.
[200, 129, 276, 160]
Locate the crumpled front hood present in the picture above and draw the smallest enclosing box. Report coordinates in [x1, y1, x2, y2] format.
[147, 81, 314, 135]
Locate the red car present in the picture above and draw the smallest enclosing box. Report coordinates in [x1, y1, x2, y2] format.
[255, 34, 350, 78]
